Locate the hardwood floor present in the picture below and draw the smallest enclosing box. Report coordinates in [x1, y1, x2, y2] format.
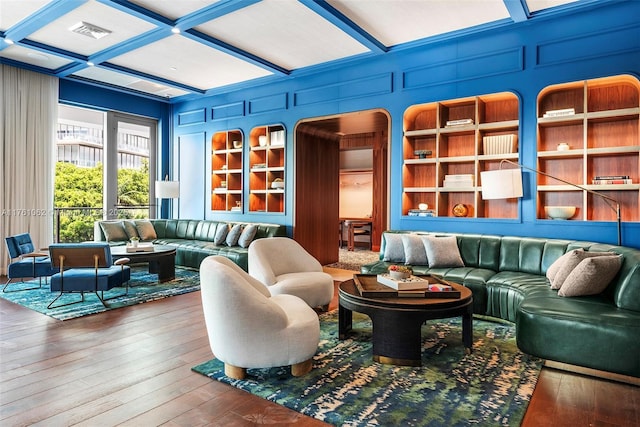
[1, 271, 638, 426]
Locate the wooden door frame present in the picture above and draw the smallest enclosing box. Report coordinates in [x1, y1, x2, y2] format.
[293, 110, 389, 264]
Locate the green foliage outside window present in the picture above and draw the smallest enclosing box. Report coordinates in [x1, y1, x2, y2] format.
[54, 160, 150, 242]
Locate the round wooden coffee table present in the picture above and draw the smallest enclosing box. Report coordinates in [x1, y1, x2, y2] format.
[110, 244, 176, 283]
[338, 278, 473, 366]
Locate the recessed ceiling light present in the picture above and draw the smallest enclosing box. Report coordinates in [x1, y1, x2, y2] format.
[171, 27, 180, 34]
[4, 38, 14, 45]
[69, 21, 112, 40]
[170, 66, 178, 71]
[87, 61, 95, 67]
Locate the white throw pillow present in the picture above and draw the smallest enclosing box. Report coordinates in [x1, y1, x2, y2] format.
[100, 222, 128, 242]
[382, 234, 405, 263]
[422, 235, 464, 268]
[226, 224, 243, 246]
[238, 224, 258, 248]
[214, 223, 229, 245]
[135, 219, 157, 241]
[550, 250, 616, 290]
[558, 255, 623, 297]
[401, 234, 428, 265]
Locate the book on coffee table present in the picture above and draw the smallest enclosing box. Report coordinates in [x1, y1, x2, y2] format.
[353, 274, 461, 298]
[126, 243, 155, 253]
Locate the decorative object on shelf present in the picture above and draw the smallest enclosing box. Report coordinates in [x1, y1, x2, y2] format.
[220, 180, 227, 188]
[543, 108, 575, 118]
[557, 143, 570, 151]
[232, 140, 242, 149]
[452, 204, 468, 217]
[483, 134, 517, 155]
[544, 206, 576, 220]
[418, 203, 428, 211]
[271, 178, 284, 189]
[258, 135, 267, 147]
[387, 265, 412, 280]
[414, 149, 432, 159]
[253, 163, 266, 168]
[480, 159, 622, 245]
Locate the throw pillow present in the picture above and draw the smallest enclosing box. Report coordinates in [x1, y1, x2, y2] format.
[226, 224, 243, 246]
[382, 233, 405, 263]
[546, 249, 583, 285]
[122, 220, 139, 240]
[558, 255, 623, 297]
[135, 220, 157, 241]
[401, 234, 428, 265]
[238, 224, 258, 248]
[214, 223, 229, 245]
[100, 222, 128, 242]
[422, 235, 464, 268]
[550, 250, 615, 290]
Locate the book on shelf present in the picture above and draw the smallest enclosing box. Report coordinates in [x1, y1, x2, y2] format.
[445, 118, 474, 127]
[592, 178, 632, 185]
[408, 209, 436, 217]
[543, 108, 575, 118]
[594, 175, 630, 180]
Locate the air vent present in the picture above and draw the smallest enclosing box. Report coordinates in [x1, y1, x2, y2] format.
[69, 21, 112, 40]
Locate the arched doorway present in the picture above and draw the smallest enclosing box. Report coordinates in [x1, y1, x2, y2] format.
[294, 109, 389, 265]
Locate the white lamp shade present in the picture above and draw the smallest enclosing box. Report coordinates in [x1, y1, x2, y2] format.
[155, 180, 180, 199]
[481, 169, 523, 200]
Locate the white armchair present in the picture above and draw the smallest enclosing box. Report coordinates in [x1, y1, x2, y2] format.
[248, 237, 334, 310]
[199, 255, 320, 380]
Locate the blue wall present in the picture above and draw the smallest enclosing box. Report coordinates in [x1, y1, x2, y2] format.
[62, 1, 640, 248]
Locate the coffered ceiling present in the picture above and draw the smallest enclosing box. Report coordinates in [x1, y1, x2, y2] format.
[0, 0, 590, 102]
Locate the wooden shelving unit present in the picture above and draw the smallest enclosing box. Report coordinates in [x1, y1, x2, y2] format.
[402, 92, 520, 218]
[248, 124, 286, 213]
[536, 75, 640, 222]
[211, 130, 243, 212]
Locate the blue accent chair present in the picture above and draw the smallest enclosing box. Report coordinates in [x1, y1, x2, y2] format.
[4, 233, 58, 292]
[48, 243, 131, 309]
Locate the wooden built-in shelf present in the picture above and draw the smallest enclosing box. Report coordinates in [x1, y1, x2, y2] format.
[536, 75, 640, 222]
[211, 130, 243, 212]
[402, 91, 520, 219]
[248, 124, 286, 213]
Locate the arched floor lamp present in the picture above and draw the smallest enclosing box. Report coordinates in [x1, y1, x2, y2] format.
[480, 159, 622, 246]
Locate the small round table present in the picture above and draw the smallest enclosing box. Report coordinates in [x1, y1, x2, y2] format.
[338, 279, 473, 366]
[110, 244, 176, 283]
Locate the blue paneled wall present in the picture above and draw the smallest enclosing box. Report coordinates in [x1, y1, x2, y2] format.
[61, 1, 640, 248]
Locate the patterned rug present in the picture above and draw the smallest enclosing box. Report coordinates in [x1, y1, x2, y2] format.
[0, 266, 200, 321]
[192, 311, 542, 426]
[325, 248, 380, 271]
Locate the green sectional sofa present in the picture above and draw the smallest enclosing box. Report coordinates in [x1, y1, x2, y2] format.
[94, 219, 286, 271]
[361, 231, 640, 378]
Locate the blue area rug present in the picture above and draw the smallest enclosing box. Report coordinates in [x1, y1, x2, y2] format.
[192, 311, 542, 426]
[0, 266, 200, 320]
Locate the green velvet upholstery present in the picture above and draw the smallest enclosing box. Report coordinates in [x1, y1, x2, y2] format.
[95, 219, 286, 271]
[361, 230, 640, 378]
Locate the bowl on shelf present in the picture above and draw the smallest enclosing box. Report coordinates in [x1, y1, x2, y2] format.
[271, 180, 284, 189]
[544, 206, 576, 220]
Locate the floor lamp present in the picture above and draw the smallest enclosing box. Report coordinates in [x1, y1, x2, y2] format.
[155, 175, 180, 218]
[480, 159, 622, 246]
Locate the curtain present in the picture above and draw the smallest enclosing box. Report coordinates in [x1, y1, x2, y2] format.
[0, 65, 58, 275]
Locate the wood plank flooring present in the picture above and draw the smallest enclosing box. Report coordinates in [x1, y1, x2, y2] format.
[1, 270, 638, 426]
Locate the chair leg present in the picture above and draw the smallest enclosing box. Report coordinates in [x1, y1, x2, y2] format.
[48, 290, 85, 309]
[291, 358, 313, 377]
[224, 363, 247, 380]
[3, 277, 43, 293]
